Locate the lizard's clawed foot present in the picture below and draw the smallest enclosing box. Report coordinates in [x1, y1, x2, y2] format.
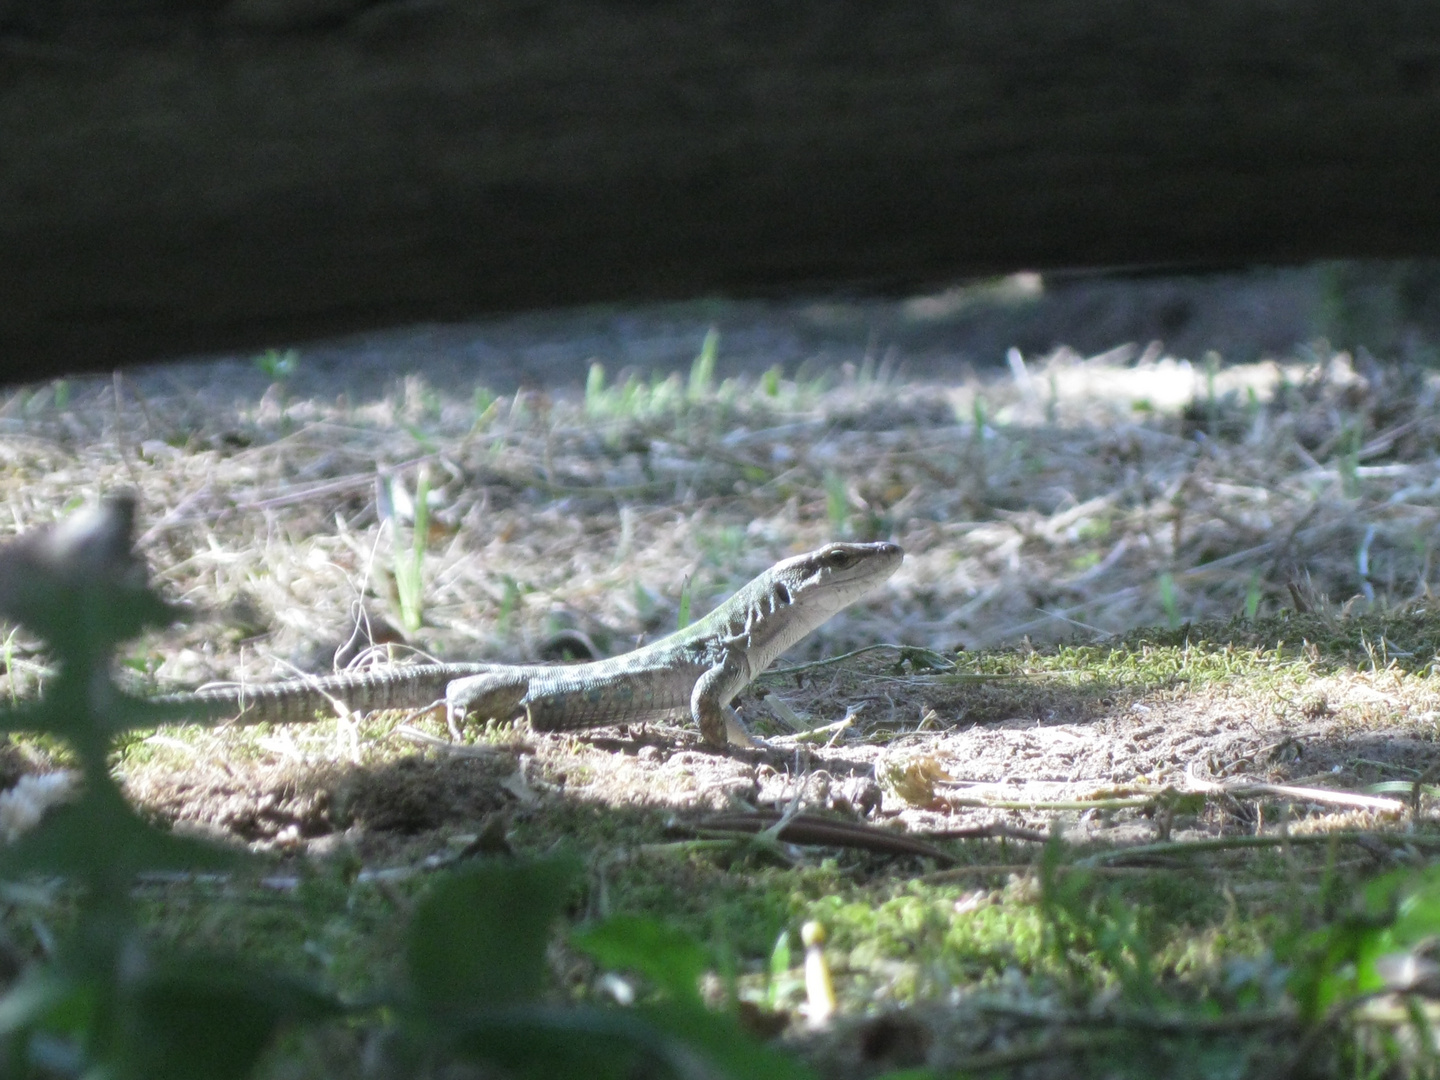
[723, 708, 761, 749]
[444, 671, 529, 742]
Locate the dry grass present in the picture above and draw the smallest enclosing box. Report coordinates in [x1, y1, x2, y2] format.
[4, 342, 1439, 683]
[7, 342, 1440, 850]
[6, 339, 1440, 1077]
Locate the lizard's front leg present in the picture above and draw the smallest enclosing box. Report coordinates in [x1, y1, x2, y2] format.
[444, 671, 531, 739]
[691, 655, 754, 748]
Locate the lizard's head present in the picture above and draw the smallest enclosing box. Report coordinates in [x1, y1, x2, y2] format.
[738, 541, 903, 667]
[776, 541, 904, 614]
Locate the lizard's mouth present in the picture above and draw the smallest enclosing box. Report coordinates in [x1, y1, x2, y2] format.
[830, 540, 903, 578]
[806, 541, 903, 606]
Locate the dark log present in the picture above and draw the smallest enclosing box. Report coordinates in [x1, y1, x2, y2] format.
[5, 0, 1440, 379]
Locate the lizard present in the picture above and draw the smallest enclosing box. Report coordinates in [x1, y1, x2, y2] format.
[150, 541, 903, 747]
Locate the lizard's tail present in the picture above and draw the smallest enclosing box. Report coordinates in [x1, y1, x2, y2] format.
[145, 663, 491, 727]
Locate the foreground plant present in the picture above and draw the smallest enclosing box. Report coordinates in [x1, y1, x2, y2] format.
[0, 495, 816, 1080]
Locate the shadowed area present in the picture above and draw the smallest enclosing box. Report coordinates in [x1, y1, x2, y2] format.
[7, 0, 1440, 378]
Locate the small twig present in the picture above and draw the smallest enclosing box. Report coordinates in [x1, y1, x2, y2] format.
[1185, 765, 1406, 813]
[674, 812, 957, 865]
[1286, 580, 1312, 613]
[767, 643, 957, 676]
[1180, 766, 1405, 817]
[145, 454, 444, 525]
[1079, 830, 1440, 868]
[755, 692, 805, 731]
[946, 777, 1406, 816]
[634, 839, 746, 858]
[978, 1000, 1299, 1035]
[1032, 607, 1114, 639]
[944, 1030, 1125, 1072]
[943, 793, 1156, 812]
[919, 823, 1050, 843]
[769, 716, 853, 745]
[921, 863, 1160, 881]
[1201, 781, 1404, 814]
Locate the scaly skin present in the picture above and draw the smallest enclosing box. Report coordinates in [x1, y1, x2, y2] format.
[151, 541, 903, 747]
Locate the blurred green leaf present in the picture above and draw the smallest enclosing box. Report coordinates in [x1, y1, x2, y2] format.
[443, 1001, 814, 1080]
[0, 968, 94, 1079]
[445, 1004, 679, 1080]
[0, 566, 175, 658]
[635, 1003, 815, 1080]
[122, 959, 340, 1080]
[572, 915, 708, 1005]
[0, 967, 88, 1038]
[407, 857, 579, 1011]
[0, 782, 242, 883]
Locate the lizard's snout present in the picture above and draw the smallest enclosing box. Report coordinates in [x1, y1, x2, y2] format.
[861, 540, 903, 567]
[851, 540, 903, 580]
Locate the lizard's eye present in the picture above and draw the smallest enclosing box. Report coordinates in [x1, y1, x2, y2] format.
[824, 548, 858, 570]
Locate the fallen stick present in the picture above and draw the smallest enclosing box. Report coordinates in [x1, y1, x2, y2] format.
[1079, 830, 1440, 867]
[674, 812, 957, 864]
[1204, 781, 1404, 814]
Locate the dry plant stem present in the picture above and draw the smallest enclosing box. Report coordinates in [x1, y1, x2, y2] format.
[943, 794, 1155, 811]
[978, 1001, 1299, 1035]
[680, 812, 958, 864]
[942, 1031, 1127, 1073]
[771, 717, 853, 744]
[766, 643, 957, 675]
[946, 782, 1403, 815]
[921, 863, 1163, 882]
[634, 840, 745, 859]
[1080, 830, 1440, 867]
[1198, 781, 1404, 814]
[1185, 766, 1407, 813]
[920, 823, 1050, 842]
